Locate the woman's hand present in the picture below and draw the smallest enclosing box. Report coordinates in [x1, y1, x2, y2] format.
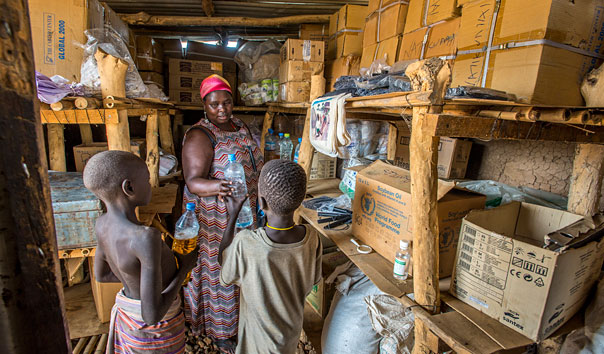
[209, 180, 234, 202]
[224, 193, 248, 218]
[175, 246, 199, 272]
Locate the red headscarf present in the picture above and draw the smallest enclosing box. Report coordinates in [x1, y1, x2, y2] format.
[199, 74, 232, 100]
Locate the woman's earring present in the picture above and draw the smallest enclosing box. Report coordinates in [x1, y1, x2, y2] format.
[204, 111, 208, 120]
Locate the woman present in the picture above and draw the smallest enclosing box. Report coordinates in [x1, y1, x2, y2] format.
[181, 75, 263, 353]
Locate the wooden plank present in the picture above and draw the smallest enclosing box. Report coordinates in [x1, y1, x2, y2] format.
[65, 257, 86, 286]
[260, 111, 275, 156]
[0, 2, 70, 352]
[158, 111, 175, 155]
[441, 293, 533, 350]
[64, 283, 109, 339]
[79, 125, 94, 145]
[59, 247, 96, 259]
[145, 111, 160, 188]
[122, 12, 330, 26]
[346, 91, 420, 102]
[346, 91, 432, 109]
[40, 109, 120, 124]
[73, 338, 87, 354]
[47, 123, 67, 171]
[297, 107, 315, 180]
[428, 312, 504, 354]
[83, 335, 99, 354]
[567, 144, 604, 216]
[299, 206, 412, 297]
[428, 114, 604, 143]
[95, 334, 108, 354]
[386, 122, 401, 160]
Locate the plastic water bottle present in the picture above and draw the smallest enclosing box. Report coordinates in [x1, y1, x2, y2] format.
[294, 138, 302, 163]
[173, 202, 200, 255]
[224, 154, 254, 228]
[264, 128, 277, 161]
[393, 240, 410, 280]
[280, 133, 294, 160]
[277, 132, 284, 158]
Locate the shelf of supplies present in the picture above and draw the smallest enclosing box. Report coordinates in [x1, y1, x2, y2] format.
[174, 104, 270, 112]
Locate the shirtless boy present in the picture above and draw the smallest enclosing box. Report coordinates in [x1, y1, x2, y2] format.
[218, 159, 322, 354]
[84, 151, 197, 354]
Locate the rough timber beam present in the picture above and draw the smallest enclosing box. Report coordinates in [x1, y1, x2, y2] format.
[121, 12, 330, 27]
[202, 0, 214, 17]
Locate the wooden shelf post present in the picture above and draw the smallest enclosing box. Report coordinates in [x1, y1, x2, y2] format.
[260, 110, 275, 156]
[47, 124, 67, 171]
[297, 107, 315, 180]
[158, 110, 175, 155]
[406, 58, 451, 354]
[568, 143, 604, 216]
[95, 48, 131, 152]
[146, 110, 160, 188]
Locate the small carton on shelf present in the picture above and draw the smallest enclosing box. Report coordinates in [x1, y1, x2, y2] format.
[168, 58, 223, 77]
[299, 24, 329, 41]
[279, 61, 324, 83]
[310, 151, 337, 180]
[280, 39, 325, 63]
[394, 136, 472, 179]
[450, 202, 604, 341]
[73, 139, 146, 172]
[352, 160, 486, 277]
[305, 250, 349, 317]
[169, 90, 203, 105]
[280, 81, 311, 103]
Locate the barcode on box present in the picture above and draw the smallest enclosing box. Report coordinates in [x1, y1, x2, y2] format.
[465, 225, 477, 237]
[460, 252, 473, 263]
[462, 243, 474, 253]
[459, 260, 471, 271]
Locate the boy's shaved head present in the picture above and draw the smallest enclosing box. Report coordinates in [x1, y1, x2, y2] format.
[259, 160, 307, 216]
[83, 150, 147, 202]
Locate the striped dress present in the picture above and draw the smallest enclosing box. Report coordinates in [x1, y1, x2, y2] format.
[182, 117, 263, 339]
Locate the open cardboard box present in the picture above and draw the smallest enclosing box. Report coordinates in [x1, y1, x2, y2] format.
[450, 202, 604, 341]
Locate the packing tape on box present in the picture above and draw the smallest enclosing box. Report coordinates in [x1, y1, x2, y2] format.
[136, 54, 163, 63]
[328, 28, 364, 41]
[374, 0, 410, 44]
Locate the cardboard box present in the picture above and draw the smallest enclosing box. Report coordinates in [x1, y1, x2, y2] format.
[300, 24, 329, 41]
[363, 3, 409, 47]
[325, 56, 361, 89]
[452, 44, 599, 105]
[27, 0, 91, 81]
[136, 36, 164, 61]
[394, 136, 472, 179]
[279, 61, 324, 83]
[169, 90, 203, 105]
[398, 18, 461, 61]
[404, 0, 460, 34]
[280, 81, 311, 102]
[360, 35, 401, 69]
[367, 0, 400, 16]
[169, 73, 215, 90]
[168, 58, 223, 76]
[89, 257, 122, 323]
[137, 56, 163, 73]
[327, 32, 364, 60]
[140, 71, 164, 88]
[310, 151, 337, 180]
[352, 161, 485, 277]
[329, 4, 368, 34]
[73, 140, 146, 172]
[450, 202, 604, 341]
[306, 251, 349, 318]
[280, 39, 325, 63]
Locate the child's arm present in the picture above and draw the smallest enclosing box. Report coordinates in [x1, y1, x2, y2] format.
[138, 229, 197, 325]
[218, 194, 247, 265]
[94, 247, 120, 283]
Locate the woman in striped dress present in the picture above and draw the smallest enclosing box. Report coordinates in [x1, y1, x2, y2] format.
[181, 75, 263, 353]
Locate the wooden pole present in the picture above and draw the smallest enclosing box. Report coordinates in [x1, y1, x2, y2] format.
[567, 144, 604, 216]
[296, 107, 315, 181]
[50, 100, 75, 111]
[0, 0, 71, 351]
[158, 111, 175, 155]
[74, 97, 100, 109]
[79, 125, 94, 145]
[202, 0, 214, 17]
[47, 124, 67, 171]
[260, 111, 275, 157]
[121, 12, 331, 27]
[94, 48, 131, 152]
[406, 58, 451, 354]
[146, 111, 160, 188]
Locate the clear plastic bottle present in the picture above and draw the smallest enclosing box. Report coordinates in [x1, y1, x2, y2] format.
[264, 128, 277, 161]
[224, 154, 254, 228]
[276, 132, 284, 158]
[280, 133, 294, 160]
[393, 240, 410, 280]
[172, 202, 200, 255]
[293, 138, 302, 163]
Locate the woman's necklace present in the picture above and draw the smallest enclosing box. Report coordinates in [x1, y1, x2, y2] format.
[266, 223, 295, 231]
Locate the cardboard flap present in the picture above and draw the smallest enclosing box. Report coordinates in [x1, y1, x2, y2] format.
[545, 214, 604, 251]
[358, 160, 456, 200]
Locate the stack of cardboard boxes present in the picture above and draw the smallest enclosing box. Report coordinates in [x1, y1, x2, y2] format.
[325, 5, 367, 90]
[299, 24, 330, 42]
[360, 0, 409, 69]
[168, 58, 223, 105]
[136, 36, 165, 90]
[279, 39, 325, 102]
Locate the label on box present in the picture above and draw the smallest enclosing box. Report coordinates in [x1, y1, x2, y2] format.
[303, 40, 312, 61]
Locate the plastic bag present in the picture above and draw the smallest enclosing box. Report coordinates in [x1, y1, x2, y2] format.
[234, 40, 281, 82]
[360, 55, 391, 78]
[457, 180, 568, 209]
[339, 158, 372, 199]
[322, 265, 383, 354]
[79, 28, 151, 98]
[35, 72, 87, 104]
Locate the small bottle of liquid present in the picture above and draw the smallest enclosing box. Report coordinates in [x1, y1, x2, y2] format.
[264, 128, 277, 161]
[393, 240, 410, 280]
[280, 133, 294, 161]
[173, 202, 200, 255]
[293, 137, 302, 163]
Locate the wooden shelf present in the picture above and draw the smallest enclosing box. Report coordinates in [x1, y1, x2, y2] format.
[174, 104, 270, 112]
